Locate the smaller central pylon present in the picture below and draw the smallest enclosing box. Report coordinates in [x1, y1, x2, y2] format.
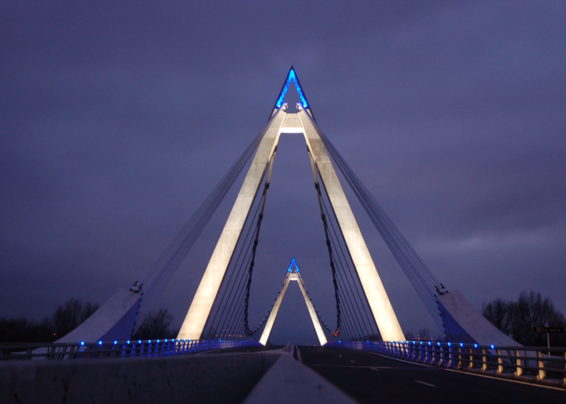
[259, 258, 327, 346]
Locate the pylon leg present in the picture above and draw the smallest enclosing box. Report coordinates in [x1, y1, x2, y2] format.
[177, 110, 286, 340]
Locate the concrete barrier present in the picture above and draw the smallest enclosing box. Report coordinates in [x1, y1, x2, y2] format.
[0, 351, 278, 404]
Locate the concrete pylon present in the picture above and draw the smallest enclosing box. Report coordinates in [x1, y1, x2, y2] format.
[177, 68, 405, 342]
[259, 258, 327, 346]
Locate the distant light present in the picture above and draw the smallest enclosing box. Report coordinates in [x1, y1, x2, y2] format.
[428, 342, 431, 345]
[98, 340, 103, 346]
[80, 341, 85, 346]
[437, 342, 440, 346]
[157, 339, 160, 343]
[113, 340, 118, 345]
[420, 341, 423, 345]
[459, 343, 463, 347]
[474, 343, 478, 348]
[138, 340, 142, 344]
[165, 339, 168, 342]
[490, 344, 495, 349]
[127, 340, 131, 344]
[447, 342, 451, 347]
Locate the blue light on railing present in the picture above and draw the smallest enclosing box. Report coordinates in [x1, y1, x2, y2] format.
[474, 343, 478, 348]
[165, 339, 168, 342]
[490, 344, 495, 349]
[420, 341, 423, 345]
[113, 340, 118, 345]
[448, 342, 451, 347]
[428, 341, 431, 345]
[138, 340, 142, 344]
[459, 342, 463, 347]
[437, 342, 441, 346]
[157, 339, 160, 343]
[148, 340, 152, 344]
[98, 340, 103, 346]
[127, 340, 131, 344]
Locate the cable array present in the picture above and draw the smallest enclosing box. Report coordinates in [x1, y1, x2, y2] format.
[318, 129, 446, 330]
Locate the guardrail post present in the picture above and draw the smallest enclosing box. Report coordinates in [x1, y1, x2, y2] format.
[481, 348, 488, 372]
[514, 349, 523, 376]
[447, 344, 454, 368]
[430, 345, 437, 364]
[536, 350, 546, 380]
[496, 349, 504, 374]
[457, 345, 463, 369]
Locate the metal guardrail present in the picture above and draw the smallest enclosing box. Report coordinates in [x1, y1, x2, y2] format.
[0, 339, 261, 361]
[329, 340, 566, 388]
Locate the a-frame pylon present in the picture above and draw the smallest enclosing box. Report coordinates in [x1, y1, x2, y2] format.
[177, 67, 405, 342]
[259, 258, 327, 346]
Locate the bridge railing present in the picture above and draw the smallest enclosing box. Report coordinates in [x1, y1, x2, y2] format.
[0, 339, 261, 361]
[328, 340, 566, 388]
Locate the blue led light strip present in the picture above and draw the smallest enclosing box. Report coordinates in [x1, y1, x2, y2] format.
[287, 257, 300, 273]
[274, 67, 310, 110]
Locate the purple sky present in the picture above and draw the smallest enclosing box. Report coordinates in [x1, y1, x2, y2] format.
[2, 1, 565, 344]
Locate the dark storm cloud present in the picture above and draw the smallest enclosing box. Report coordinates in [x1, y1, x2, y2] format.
[1, 1, 565, 342]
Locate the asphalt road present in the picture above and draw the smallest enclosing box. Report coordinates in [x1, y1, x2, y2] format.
[298, 346, 566, 404]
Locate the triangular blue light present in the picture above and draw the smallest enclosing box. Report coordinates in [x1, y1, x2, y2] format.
[274, 67, 310, 110]
[287, 257, 300, 273]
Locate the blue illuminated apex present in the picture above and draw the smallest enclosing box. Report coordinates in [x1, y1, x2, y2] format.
[287, 257, 300, 273]
[274, 67, 310, 110]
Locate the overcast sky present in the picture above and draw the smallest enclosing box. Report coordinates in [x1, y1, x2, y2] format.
[1, 1, 565, 344]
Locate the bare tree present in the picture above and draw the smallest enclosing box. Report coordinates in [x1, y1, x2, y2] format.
[51, 298, 99, 338]
[483, 291, 566, 346]
[133, 308, 174, 339]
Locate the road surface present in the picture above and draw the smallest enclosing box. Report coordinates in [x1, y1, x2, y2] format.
[298, 346, 565, 403]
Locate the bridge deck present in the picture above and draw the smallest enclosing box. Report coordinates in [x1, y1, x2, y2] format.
[299, 347, 565, 403]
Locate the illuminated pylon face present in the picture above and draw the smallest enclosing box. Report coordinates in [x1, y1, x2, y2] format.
[177, 68, 405, 342]
[287, 257, 300, 273]
[275, 67, 310, 110]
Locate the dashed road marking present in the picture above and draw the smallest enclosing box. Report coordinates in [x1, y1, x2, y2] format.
[415, 380, 436, 388]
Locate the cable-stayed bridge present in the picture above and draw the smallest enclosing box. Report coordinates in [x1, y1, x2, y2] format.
[1, 68, 564, 403]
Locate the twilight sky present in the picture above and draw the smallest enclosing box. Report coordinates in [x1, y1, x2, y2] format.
[1, 1, 565, 344]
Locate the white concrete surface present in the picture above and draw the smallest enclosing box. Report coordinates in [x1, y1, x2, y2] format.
[438, 290, 520, 346]
[244, 353, 355, 404]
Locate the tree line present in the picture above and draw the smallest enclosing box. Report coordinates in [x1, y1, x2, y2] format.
[483, 290, 566, 347]
[0, 298, 174, 343]
[1, 291, 563, 345]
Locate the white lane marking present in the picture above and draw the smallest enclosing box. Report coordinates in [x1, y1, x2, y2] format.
[415, 380, 436, 388]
